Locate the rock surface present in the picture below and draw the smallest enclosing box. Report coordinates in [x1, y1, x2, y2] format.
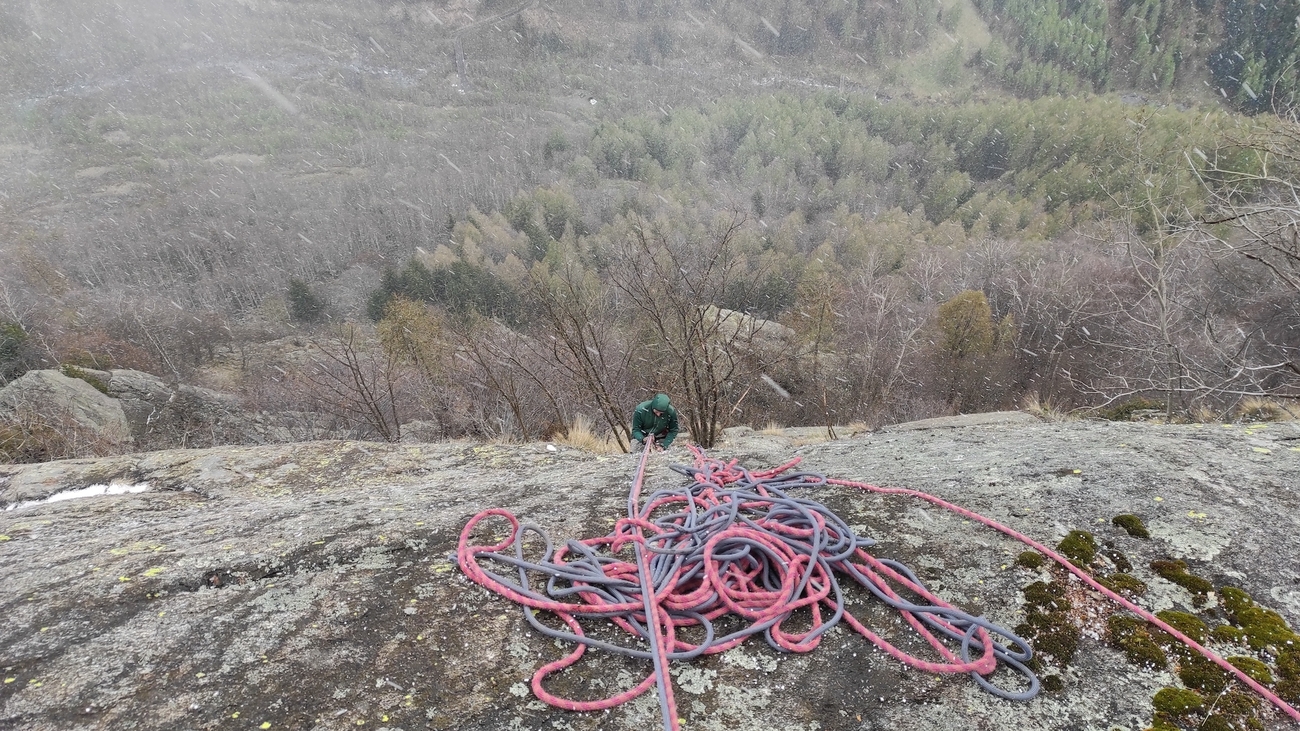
[103, 368, 256, 451]
[1, 417, 1299, 730]
[0, 369, 132, 447]
[0, 368, 266, 459]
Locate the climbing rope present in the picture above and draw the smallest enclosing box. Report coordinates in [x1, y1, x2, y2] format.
[826, 475, 1300, 724]
[456, 444, 1038, 731]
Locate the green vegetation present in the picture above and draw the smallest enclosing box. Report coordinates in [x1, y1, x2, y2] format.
[0, 321, 28, 383]
[1108, 614, 1169, 668]
[1155, 610, 1208, 644]
[1017, 580, 1080, 666]
[1178, 654, 1230, 694]
[1112, 514, 1150, 539]
[1280, 649, 1300, 703]
[1015, 551, 1045, 569]
[1149, 559, 1213, 596]
[973, 0, 1299, 116]
[1152, 687, 1204, 715]
[1218, 586, 1300, 651]
[367, 259, 525, 326]
[1226, 656, 1273, 686]
[1211, 624, 1246, 644]
[1056, 530, 1098, 567]
[59, 364, 110, 394]
[287, 278, 328, 324]
[1096, 573, 1147, 597]
[1102, 567, 1294, 731]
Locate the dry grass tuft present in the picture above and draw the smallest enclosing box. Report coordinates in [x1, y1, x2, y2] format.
[759, 421, 786, 436]
[552, 414, 623, 454]
[1235, 397, 1296, 423]
[1021, 393, 1069, 421]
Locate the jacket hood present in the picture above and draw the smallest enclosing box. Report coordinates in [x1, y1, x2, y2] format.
[651, 393, 671, 411]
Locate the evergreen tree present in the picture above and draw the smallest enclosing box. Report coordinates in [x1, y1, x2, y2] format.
[287, 278, 327, 324]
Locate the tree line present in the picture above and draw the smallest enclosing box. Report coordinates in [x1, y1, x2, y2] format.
[4, 90, 1299, 455]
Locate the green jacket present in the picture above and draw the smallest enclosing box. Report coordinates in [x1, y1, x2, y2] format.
[631, 394, 680, 447]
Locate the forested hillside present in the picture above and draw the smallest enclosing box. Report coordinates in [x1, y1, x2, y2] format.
[1, 0, 1299, 461]
[974, 0, 1300, 113]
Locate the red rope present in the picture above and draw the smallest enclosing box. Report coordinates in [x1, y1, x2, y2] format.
[457, 447, 1034, 729]
[628, 435, 680, 731]
[827, 474, 1300, 724]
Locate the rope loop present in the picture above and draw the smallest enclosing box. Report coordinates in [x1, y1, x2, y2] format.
[457, 449, 1040, 728]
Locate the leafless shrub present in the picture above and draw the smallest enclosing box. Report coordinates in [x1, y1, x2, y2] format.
[606, 206, 790, 447]
[302, 323, 404, 442]
[0, 401, 131, 464]
[527, 246, 636, 450]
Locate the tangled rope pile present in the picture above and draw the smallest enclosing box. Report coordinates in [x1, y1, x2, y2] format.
[457, 443, 1037, 730]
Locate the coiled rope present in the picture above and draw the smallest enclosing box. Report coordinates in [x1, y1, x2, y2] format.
[457, 442, 1038, 731]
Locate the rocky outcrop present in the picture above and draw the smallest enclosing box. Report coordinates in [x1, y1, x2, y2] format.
[1, 419, 1299, 730]
[0, 368, 263, 461]
[0, 369, 133, 452]
[102, 368, 255, 451]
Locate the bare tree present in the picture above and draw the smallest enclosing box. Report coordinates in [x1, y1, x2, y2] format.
[445, 313, 567, 441]
[828, 272, 927, 425]
[1196, 118, 1300, 293]
[607, 209, 782, 448]
[528, 249, 635, 450]
[1075, 168, 1300, 416]
[304, 323, 403, 441]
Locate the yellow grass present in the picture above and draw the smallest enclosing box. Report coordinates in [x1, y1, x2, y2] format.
[1021, 394, 1068, 421]
[1235, 397, 1297, 423]
[552, 414, 624, 454]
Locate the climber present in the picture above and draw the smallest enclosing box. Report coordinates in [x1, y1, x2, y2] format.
[630, 393, 680, 452]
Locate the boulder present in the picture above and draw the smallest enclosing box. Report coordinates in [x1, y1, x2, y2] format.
[0, 369, 132, 454]
[399, 419, 442, 443]
[105, 369, 256, 451]
[882, 410, 1039, 431]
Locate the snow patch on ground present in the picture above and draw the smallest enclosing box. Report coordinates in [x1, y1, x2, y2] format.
[4, 482, 150, 511]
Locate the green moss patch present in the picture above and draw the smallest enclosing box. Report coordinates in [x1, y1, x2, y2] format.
[1220, 587, 1253, 614]
[1153, 686, 1205, 715]
[1150, 559, 1213, 596]
[1112, 513, 1150, 539]
[1211, 624, 1246, 644]
[1018, 579, 1081, 667]
[1108, 615, 1168, 669]
[1057, 530, 1098, 567]
[1204, 690, 1265, 731]
[1279, 648, 1300, 681]
[1178, 655, 1230, 694]
[1097, 572, 1147, 597]
[1217, 587, 1300, 651]
[1155, 610, 1208, 644]
[1015, 550, 1045, 569]
[1280, 650, 1300, 702]
[1280, 676, 1300, 704]
[1226, 656, 1273, 685]
[1023, 580, 1070, 611]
